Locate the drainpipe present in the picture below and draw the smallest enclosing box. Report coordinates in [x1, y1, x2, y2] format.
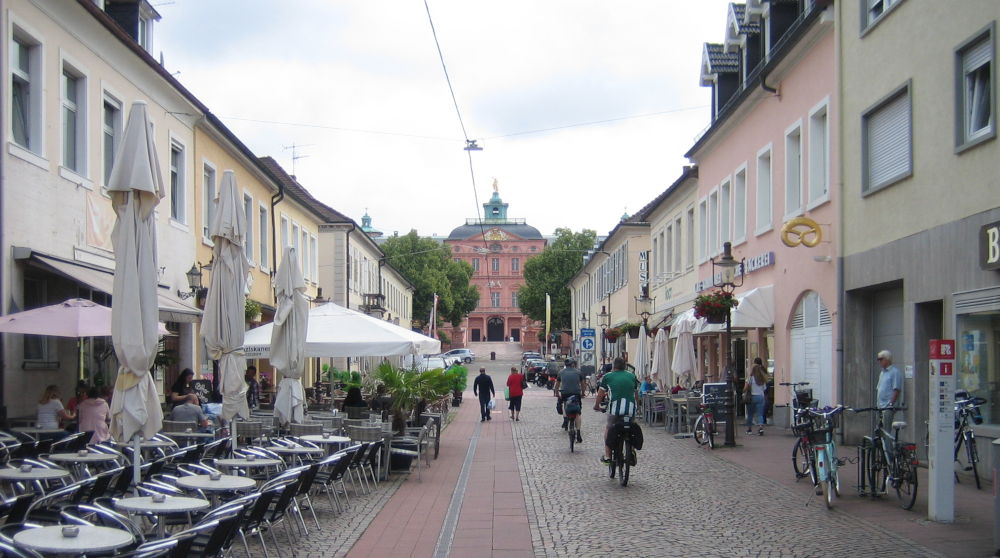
[269, 187, 284, 304]
[0, 77, 6, 428]
[835, 0, 845, 445]
[760, 72, 779, 96]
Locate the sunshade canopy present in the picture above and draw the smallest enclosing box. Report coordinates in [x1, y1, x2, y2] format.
[244, 301, 441, 358]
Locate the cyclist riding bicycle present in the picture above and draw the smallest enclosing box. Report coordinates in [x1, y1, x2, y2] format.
[554, 359, 585, 443]
[594, 357, 640, 465]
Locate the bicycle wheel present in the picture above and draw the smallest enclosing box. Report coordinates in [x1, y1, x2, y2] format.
[965, 431, 981, 490]
[693, 415, 709, 446]
[895, 449, 918, 510]
[792, 438, 813, 480]
[868, 442, 889, 497]
[707, 420, 715, 450]
[620, 440, 631, 487]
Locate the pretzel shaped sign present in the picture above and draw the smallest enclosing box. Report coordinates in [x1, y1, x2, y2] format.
[780, 216, 823, 248]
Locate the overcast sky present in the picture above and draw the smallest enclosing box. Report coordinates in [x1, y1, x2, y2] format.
[156, 1, 732, 239]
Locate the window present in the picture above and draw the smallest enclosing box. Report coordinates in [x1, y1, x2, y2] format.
[686, 208, 694, 268]
[708, 191, 718, 256]
[22, 278, 48, 361]
[784, 123, 802, 217]
[720, 180, 731, 245]
[808, 103, 830, 206]
[61, 66, 85, 174]
[698, 200, 707, 262]
[863, 84, 912, 193]
[169, 142, 185, 222]
[259, 205, 269, 269]
[300, 229, 309, 278]
[102, 96, 122, 186]
[491, 292, 501, 307]
[11, 32, 41, 152]
[756, 147, 772, 234]
[511, 257, 520, 272]
[864, 0, 903, 30]
[734, 167, 747, 243]
[472, 258, 480, 272]
[956, 28, 995, 149]
[280, 216, 289, 248]
[291, 224, 299, 258]
[202, 164, 216, 239]
[665, 226, 673, 275]
[511, 291, 519, 308]
[310, 235, 318, 280]
[491, 258, 500, 272]
[243, 193, 254, 264]
[676, 216, 684, 271]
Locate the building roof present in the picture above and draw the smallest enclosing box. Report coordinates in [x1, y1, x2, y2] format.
[446, 223, 544, 241]
[703, 43, 741, 74]
[256, 157, 350, 223]
[731, 3, 761, 35]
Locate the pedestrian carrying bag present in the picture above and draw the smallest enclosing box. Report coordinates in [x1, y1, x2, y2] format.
[504, 387, 510, 401]
[487, 398, 496, 410]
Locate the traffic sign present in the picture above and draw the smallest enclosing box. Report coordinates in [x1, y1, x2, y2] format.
[581, 338, 595, 351]
[580, 328, 595, 337]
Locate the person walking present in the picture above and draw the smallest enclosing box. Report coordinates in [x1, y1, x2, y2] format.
[743, 357, 767, 436]
[506, 367, 526, 421]
[473, 368, 495, 422]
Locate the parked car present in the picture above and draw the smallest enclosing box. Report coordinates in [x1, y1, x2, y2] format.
[521, 351, 541, 363]
[523, 358, 546, 382]
[440, 348, 475, 363]
[401, 355, 449, 371]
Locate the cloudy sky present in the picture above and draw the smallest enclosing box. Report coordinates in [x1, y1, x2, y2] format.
[156, 1, 732, 239]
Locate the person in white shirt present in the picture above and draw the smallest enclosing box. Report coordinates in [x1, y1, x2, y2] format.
[36, 385, 74, 432]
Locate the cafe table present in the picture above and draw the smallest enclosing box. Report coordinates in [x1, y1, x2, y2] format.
[266, 445, 324, 466]
[298, 434, 350, 455]
[176, 474, 255, 506]
[115, 495, 210, 538]
[161, 431, 216, 445]
[215, 457, 283, 478]
[13, 525, 134, 555]
[0, 466, 71, 496]
[47, 451, 120, 478]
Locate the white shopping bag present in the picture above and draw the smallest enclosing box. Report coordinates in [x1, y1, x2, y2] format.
[487, 398, 496, 410]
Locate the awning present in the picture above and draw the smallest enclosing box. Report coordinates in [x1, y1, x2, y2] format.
[26, 253, 200, 322]
[678, 285, 774, 335]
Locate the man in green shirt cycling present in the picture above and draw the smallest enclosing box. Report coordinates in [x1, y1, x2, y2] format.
[594, 357, 639, 465]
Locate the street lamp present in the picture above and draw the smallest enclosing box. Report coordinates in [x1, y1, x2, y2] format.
[177, 263, 208, 300]
[712, 241, 745, 448]
[634, 288, 655, 328]
[579, 312, 589, 330]
[597, 305, 610, 365]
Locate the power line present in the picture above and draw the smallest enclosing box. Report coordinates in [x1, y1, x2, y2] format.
[482, 105, 708, 139]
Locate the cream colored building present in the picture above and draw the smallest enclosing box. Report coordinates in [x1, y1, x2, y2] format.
[837, 1, 1000, 457]
[1, 0, 203, 417]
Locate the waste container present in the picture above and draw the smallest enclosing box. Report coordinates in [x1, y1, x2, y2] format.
[490, 351, 496, 360]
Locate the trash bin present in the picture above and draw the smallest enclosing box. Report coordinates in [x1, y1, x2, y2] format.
[491, 351, 496, 360]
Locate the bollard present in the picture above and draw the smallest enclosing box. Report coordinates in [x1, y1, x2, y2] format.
[491, 351, 496, 360]
[993, 439, 1000, 552]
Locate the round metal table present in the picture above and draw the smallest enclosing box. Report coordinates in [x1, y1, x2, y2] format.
[176, 474, 255, 505]
[13, 525, 134, 555]
[115, 495, 210, 538]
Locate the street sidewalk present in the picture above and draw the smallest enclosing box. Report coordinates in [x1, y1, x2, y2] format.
[708, 421, 994, 558]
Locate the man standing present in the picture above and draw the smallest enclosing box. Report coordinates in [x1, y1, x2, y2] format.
[876, 350, 903, 424]
[473, 368, 495, 422]
[554, 359, 585, 441]
[594, 357, 640, 465]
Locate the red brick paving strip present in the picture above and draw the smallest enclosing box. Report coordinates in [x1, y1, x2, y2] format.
[345, 396, 534, 558]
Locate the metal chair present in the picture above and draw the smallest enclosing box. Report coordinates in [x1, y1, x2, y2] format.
[288, 422, 322, 437]
[0, 538, 43, 557]
[189, 502, 247, 558]
[232, 421, 263, 447]
[160, 420, 198, 433]
[389, 426, 429, 480]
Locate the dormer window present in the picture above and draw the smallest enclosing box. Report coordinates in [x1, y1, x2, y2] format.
[104, 0, 161, 53]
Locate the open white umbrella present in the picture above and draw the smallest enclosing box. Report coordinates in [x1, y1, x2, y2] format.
[271, 246, 308, 427]
[106, 101, 165, 485]
[201, 171, 250, 439]
[650, 327, 669, 385]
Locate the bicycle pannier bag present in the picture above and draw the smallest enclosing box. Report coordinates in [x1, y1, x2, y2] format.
[565, 395, 582, 416]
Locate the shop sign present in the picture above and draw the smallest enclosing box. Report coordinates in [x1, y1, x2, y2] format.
[638, 250, 649, 290]
[981, 220, 1000, 271]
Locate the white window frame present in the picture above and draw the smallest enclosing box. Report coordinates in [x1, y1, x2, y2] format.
[807, 99, 831, 209]
[291, 222, 301, 267]
[784, 120, 803, 219]
[243, 191, 255, 267]
[511, 257, 520, 273]
[512, 291, 519, 308]
[491, 292, 501, 308]
[755, 144, 773, 236]
[676, 215, 684, 272]
[258, 203, 269, 272]
[698, 198, 708, 263]
[491, 257, 500, 273]
[708, 189, 719, 257]
[862, 82, 912, 195]
[10, 23, 46, 163]
[664, 225, 673, 276]
[168, 138, 186, 225]
[60, 55, 88, 178]
[310, 234, 318, 281]
[733, 164, 747, 245]
[862, 0, 905, 34]
[101, 90, 123, 190]
[955, 24, 996, 152]
[719, 177, 732, 246]
[280, 215, 289, 249]
[201, 160, 217, 244]
[472, 258, 480, 273]
[685, 207, 694, 270]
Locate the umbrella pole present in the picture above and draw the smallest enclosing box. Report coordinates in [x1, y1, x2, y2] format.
[79, 339, 84, 381]
[132, 434, 141, 492]
[231, 419, 238, 451]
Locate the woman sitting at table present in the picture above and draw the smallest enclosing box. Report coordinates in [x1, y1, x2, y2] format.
[168, 368, 199, 408]
[37, 385, 74, 434]
[77, 386, 111, 443]
[341, 386, 369, 418]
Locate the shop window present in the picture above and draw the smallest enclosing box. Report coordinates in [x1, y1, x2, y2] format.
[957, 311, 1000, 424]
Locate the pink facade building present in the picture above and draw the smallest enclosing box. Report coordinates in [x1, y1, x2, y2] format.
[446, 189, 546, 348]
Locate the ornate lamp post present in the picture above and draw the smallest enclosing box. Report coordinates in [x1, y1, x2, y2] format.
[597, 305, 610, 366]
[712, 241, 744, 447]
[634, 290, 655, 329]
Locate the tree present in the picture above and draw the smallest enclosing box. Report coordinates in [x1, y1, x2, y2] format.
[519, 228, 597, 330]
[381, 231, 480, 327]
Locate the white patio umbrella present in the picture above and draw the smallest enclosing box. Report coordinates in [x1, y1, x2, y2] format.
[106, 101, 165, 486]
[635, 324, 649, 382]
[670, 314, 697, 388]
[649, 327, 670, 385]
[201, 170, 250, 446]
[271, 246, 308, 427]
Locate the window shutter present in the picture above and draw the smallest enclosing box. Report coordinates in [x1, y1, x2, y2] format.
[964, 38, 992, 71]
[867, 92, 911, 189]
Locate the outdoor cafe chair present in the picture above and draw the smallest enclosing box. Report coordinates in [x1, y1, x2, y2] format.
[0, 539, 43, 558]
[188, 502, 247, 558]
[0, 494, 34, 526]
[346, 442, 372, 494]
[234, 486, 282, 558]
[258, 477, 302, 556]
[232, 421, 264, 447]
[24, 478, 95, 523]
[115, 538, 177, 558]
[291, 463, 322, 532]
[389, 425, 429, 481]
[288, 422, 323, 437]
[164, 520, 217, 558]
[160, 420, 198, 433]
[362, 439, 383, 487]
[312, 453, 350, 512]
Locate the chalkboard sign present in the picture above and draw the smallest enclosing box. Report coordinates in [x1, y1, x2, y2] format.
[701, 383, 728, 405]
[190, 379, 213, 404]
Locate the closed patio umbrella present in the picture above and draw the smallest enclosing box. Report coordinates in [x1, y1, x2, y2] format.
[106, 101, 165, 485]
[670, 313, 697, 388]
[201, 170, 250, 437]
[650, 327, 669, 386]
[271, 246, 308, 427]
[635, 324, 649, 382]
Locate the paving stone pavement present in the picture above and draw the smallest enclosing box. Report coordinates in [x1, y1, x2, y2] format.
[511, 384, 945, 558]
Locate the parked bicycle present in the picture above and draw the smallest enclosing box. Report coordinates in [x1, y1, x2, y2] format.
[779, 381, 816, 428]
[790, 406, 818, 485]
[803, 405, 846, 508]
[938, 391, 987, 489]
[693, 402, 718, 449]
[852, 406, 918, 510]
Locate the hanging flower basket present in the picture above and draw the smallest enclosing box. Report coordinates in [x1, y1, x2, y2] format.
[622, 322, 642, 339]
[694, 290, 738, 324]
[604, 328, 622, 343]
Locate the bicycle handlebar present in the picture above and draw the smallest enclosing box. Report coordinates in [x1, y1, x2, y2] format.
[849, 406, 907, 413]
[804, 405, 845, 418]
[956, 397, 988, 407]
[778, 382, 810, 386]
